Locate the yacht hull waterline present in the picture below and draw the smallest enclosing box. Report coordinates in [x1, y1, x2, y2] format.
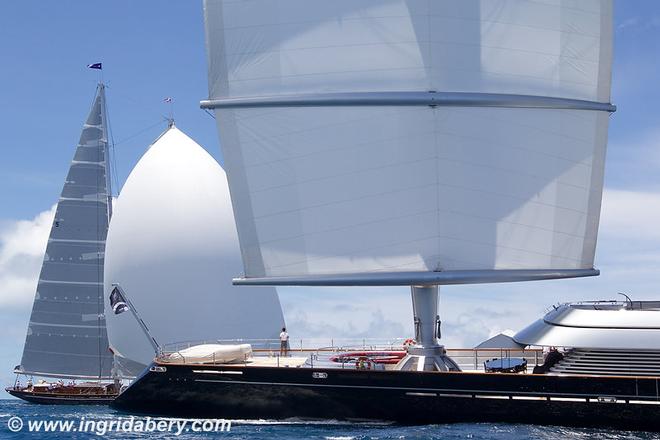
[112, 363, 660, 430]
[5, 388, 116, 405]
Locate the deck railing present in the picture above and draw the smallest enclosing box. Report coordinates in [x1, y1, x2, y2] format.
[156, 338, 542, 371]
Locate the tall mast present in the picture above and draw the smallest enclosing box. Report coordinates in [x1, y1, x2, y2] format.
[97, 82, 110, 380]
[98, 83, 113, 220]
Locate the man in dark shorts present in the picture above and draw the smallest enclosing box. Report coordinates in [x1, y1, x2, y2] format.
[279, 327, 289, 356]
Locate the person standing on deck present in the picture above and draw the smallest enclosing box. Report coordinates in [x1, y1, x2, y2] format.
[279, 327, 289, 357]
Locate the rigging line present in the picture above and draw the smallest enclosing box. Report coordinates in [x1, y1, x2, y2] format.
[203, 108, 216, 120]
[110, 88, 169, 120]
[103, 85, 120, 198]
[113, 119, 166, 146]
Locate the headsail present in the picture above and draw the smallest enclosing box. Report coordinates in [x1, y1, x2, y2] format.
[103, 126, 285, 378]
[203, 0, 614, 284]
[18, 84, 114, 379]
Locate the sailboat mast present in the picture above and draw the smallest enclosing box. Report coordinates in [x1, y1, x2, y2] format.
[99, 83, 113, 220]
[98, 83, 109, 381]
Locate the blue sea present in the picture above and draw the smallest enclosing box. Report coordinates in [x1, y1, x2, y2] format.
[2, 399, 659, 439]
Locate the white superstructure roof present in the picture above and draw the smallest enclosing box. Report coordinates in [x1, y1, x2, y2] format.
[514, 301, 660, 350]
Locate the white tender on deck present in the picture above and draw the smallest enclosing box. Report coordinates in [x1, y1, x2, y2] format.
[159, 344, 252, 364]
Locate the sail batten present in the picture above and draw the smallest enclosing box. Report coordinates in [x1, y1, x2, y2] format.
[204, 0, 613, 282]
[15, 371, 115, 381]
[201, 91, 615, 112]
[233, 268, 600, 286]
[19, 84, 113, 379]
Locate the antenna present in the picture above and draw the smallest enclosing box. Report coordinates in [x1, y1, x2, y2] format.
[164, 97, 174, 127]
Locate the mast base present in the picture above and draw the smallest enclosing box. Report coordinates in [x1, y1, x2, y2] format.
[394, 285, 461, 372]
[395, 346, 461, 372]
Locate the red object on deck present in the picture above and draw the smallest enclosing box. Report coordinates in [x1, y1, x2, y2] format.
[329, 351, 406, 365]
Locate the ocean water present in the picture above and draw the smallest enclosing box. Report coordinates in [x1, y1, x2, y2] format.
[1, 399, 660, 439]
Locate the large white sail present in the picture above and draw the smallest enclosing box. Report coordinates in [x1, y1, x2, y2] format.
[18, 85, 113, 379]
[202, 0, 614, 283]
[103, 126, 285, 377]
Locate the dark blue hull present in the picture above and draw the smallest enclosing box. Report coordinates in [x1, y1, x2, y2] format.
[112, 362, 660, 430]
[6, 388, 116, 405]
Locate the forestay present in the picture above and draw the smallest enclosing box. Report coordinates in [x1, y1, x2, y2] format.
[19, 85, 114, 379]
[203, 0, 614, 282]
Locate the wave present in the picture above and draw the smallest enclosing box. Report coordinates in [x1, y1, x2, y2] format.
[230, 418, 390, 426]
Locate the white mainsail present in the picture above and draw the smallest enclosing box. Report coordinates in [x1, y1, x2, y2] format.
[18, 84, 114, 379]
[202, 0, 614, 284]
[103, 126, 285, 377]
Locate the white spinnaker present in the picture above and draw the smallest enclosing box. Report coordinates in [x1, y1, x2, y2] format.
[204, 0, 613, 278]
[103, 127, 285, 376]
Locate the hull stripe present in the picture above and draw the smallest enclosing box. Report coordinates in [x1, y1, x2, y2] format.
[192, 378, 652, 401]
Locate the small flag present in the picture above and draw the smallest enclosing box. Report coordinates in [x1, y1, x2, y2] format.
[87, 63, 102, 70]
[109, 287, 129, 315]
[164, 97, 173, 103]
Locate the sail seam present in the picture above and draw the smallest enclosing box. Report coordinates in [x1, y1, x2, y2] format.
[38, 280, 103, 285]
[29, 322, 104, 329]
[70, 160, 106, 165]
[49, 239, 105, 244]
[58, 197, 108, 203]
